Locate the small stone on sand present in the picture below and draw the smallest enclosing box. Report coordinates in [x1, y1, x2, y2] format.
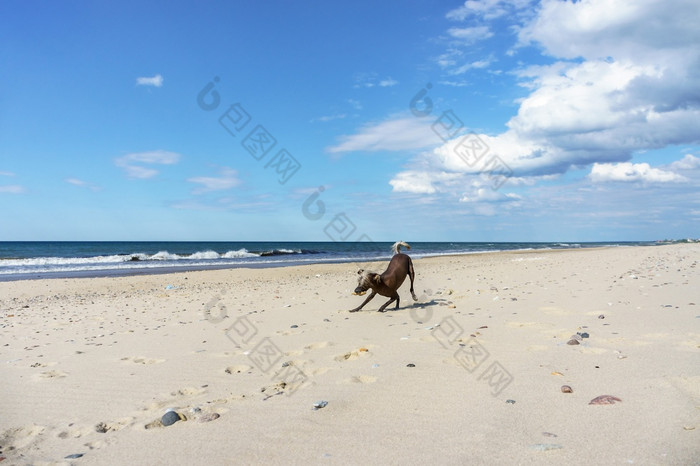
[561, 385, 573, 393]
[589, 395, 622, 405]
[162, 410, 181, 426]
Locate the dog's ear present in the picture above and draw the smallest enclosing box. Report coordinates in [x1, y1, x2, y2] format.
[373, 274, 382, 285]
[357, 269, 364, 275]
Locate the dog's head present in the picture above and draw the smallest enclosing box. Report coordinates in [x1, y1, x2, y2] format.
[353, 269, 381, 295]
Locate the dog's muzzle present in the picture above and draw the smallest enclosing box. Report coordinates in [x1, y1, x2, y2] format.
[353, 290, 367, 296]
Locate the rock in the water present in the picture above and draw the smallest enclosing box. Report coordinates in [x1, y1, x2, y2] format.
[162, 410, 181, 426]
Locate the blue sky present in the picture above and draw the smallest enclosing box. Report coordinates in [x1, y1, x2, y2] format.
[1, 0, 699, 242]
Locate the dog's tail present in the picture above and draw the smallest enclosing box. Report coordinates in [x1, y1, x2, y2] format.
[392, 241, 411, 255]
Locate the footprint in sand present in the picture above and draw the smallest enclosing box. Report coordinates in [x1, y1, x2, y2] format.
[120, 356, 166, 365]
[334, 348, 371, 362]
[305, 341, 332, 351]
[0, 424, 45, 451]
[225, 364, 253, 374]
[94, 417, 134, 433]
[33, 370, 68, 380]
[342, 374, 377, 384]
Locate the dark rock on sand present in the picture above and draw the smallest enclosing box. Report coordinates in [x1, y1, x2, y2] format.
[65, 453, 84, 459]
[162, 410, 181, 426]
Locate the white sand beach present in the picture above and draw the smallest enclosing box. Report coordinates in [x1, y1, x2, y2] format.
[1, 244, 698, 465]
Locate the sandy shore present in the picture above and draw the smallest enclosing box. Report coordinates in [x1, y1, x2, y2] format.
[1, 244, 698, 465]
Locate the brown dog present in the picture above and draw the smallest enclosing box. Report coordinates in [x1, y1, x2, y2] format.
[350, 241, 417, 312]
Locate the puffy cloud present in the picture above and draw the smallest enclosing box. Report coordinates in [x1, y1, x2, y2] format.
[669, 154, 700, 171]
[136, 74, 163, 87]
[388, 170, 462, 194]
[589, 162, 686, 183]
[115, 150, 180, 179]
[391, 0, 700, 196]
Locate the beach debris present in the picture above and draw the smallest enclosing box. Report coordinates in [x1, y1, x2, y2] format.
[598, 314, 605, 319]
[542, 432, 558, 438]
[506, 399, 516, 404]
[551, 371, 563, 376]
[290, 324, 298, 328]
[529, 443, 563, 451]
[313, 400, 328, 410]
[589, 395, 622, 405]
[566, 339, 580, 345]
[372, 363, 380, 368]
[161, 410, 183, 426]
[65, 453, 84, 459]
[165, 285, 177, 290]
[406, 363, 416, 367]
[577, 332, 590, 339]
[561, 385, 573, 393]
[683, 426, 695, 431]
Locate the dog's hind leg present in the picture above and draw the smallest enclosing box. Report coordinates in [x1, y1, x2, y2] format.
[378, 292, 399, 312]
[350, 290, 377, 312]
[408, 257, 418, 301]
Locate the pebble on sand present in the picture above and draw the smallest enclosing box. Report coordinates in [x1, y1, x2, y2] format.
[561, 385, 573, 393]
[162, 410, 182, 426]
[65, 453, 84, 459]
[589, 395, 622, 405]
[529, 443, 563, 451]
[313, 400, 328, 410]
[566, 339, 580, 345]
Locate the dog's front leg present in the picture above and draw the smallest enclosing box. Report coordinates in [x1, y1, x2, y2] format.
[349, 290, 377, 312]
[377, 293, 399, 312]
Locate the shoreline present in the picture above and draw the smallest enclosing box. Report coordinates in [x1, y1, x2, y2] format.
[1, 243, 698, 464]
[0, 243, 641, 283]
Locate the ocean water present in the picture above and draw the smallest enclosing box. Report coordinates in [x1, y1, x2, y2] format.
[0, 241, 655, 281]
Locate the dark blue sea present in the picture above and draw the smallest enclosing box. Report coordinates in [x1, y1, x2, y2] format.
[0, 241, 656, 281]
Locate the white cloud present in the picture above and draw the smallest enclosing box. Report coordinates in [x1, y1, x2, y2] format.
[390, 0, 700, 197]
[115, 150, 180, 179]
[136, 74, 163, 87]
[353, 72, 399, 89]
[447, 26, 493, 44]
[0, 185, 25, 194]
[379, 78, 399, 87]
[448, 58, 493, 76]
[589, 162, 686, 183]
[327, 117, 440, 154]
[460, 187, 521, 203]
[669, 154, 700, 171]
[65, 178, 100, 191]
[446, 0, 520, 21]
[312, 113, 347, 123]
[187, 167, 241, 194]
[389, 171, 462, 194]
[0, 171, 16, 177]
